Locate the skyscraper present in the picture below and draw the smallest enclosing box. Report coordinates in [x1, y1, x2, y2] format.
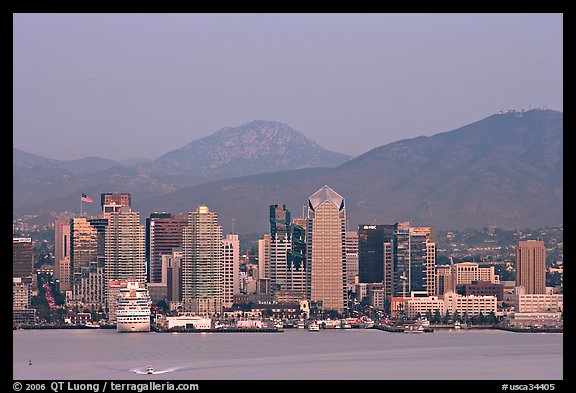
[306, 185, 347, 313]
[145, 213, 187, 283]
[104, 207, 146, 286]
[182, 205, 223, 316]
[269, 204, 291, 292]
[54, 219, 71, 292]
[516, 240, 546, 294]
[70, 217, 99, 301]
[101, 192, 131, 219]
[268, 204, 306, 297]
[13, 238, 33, 282]
[393, 223, 436, 297]
[358, 224, 396, 284]
[223, 234, 240, 309]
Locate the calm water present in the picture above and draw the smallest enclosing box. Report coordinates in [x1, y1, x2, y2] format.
[13, 328, 562, 380]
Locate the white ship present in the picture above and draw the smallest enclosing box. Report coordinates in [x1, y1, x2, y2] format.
[116, 281, 152, 333]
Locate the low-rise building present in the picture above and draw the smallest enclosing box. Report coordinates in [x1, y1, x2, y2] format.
[514, 286, 563, 313]
[166, 315, 213, 330]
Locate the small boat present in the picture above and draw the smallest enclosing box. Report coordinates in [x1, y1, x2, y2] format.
[454, 321, 461, 329]
[297, 320, 305, 329]
[417, 317, 430, 328]
[404, 324, 424, 334]
[308, 322, 320, 332]
[146, 365, 154, 374]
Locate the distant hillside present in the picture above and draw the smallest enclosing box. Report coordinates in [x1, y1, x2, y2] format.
[149, 120, 351, 184]
[136, 109, 562, 233]
[13, 121, 351, 216]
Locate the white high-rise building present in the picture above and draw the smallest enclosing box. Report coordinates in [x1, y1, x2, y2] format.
[223, 234, 240, 309]
[104, 207, 146, 287]
[182, 205, 223, 316]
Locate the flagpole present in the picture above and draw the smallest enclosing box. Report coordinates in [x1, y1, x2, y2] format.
[80, 197, 83, 216]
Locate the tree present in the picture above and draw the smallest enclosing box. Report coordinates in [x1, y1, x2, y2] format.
[425, 310, 433, 322]
[432, 309, 441, 324]
[452, 311, 460, 323]
[442, 310, 451, 324]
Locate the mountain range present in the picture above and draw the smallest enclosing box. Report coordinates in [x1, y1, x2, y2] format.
[13, 109, 563, 233]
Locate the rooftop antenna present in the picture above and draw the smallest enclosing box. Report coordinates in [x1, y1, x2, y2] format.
[302, 205, 306, 219]
[232, 218, 236, 234]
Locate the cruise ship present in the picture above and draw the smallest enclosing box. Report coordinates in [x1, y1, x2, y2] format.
[116, 281, 152, 333]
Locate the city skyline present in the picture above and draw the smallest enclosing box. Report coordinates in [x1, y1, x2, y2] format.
[13, 13, 562, 161]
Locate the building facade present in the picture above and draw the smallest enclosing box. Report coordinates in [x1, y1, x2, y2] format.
[182, 205, 223, 316]
[516, 240, 546, 294]
[306, 185, 347, 313]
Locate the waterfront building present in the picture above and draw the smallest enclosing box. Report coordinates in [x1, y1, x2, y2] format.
[516, 240, 546, 294]
[443, 292, 497, 316]
[223, 234, 240, 309]
[514, 286, 563, 313]
[404, 295, 445, 318]
[182, 204, 223, 316]
[166, 315, 212, 330]
[145, 213, 186, 283]
[13, 237, 33, 282]
[54, 219, 71, 292]
[306, 185, 347, 313]
[104, 207, 146, 287]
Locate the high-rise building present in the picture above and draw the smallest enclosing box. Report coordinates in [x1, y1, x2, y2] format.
[146, 213, 187, 283]
[223, 234, 240, 309]
[306, 185, 347, 313]
[182, 205, 223, 316]
[269, 204, 291, 292]
[358, 224, 396, 284]
[13, 238, 33, 282]
[104, 207, 146, 286]
[70, 217, 101, 304]
[516, 240, 546, 294]
[54, 219, 71, 292]
[393, 223, 436, 297]
[163, 250, 183, 303]
[101, 192, 131, 219]
[345, 231, 359, 291]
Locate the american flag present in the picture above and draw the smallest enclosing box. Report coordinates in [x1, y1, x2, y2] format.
[81, 193, 94, 203]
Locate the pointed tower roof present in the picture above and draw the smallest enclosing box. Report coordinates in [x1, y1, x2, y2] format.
[308, 185, 345, 212]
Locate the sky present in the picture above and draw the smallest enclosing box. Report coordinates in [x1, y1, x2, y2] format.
[13, 13, 563, 162]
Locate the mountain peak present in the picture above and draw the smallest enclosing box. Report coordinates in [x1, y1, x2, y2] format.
[152, 120, 350, 181]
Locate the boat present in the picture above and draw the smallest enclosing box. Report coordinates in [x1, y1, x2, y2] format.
[404, 324, 424, 334]
[146, 365, 154, 374]
[417, 317, 430, 328]
[454, 320, 461, 329]
[116, 281, 152, 333]
[308, 322, 320, 332]
[297, 320, 305, 329]
[341, 322, 352, 329]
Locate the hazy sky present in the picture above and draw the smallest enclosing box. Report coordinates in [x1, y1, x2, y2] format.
[13, 13, 563, 161]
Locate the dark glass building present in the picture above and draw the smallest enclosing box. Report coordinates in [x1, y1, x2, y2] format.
[358, 224, 396, 284]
